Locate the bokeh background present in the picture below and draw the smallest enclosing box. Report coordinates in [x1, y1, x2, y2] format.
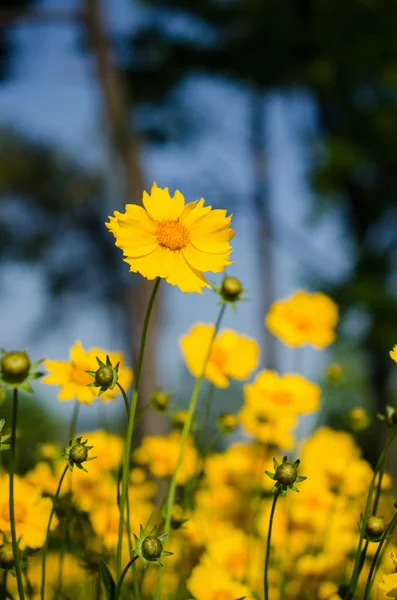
[1, 0, 397, 467]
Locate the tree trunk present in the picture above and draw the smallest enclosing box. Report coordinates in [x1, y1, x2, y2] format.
[250, 89, 278, 370]
[84, 0, 163, 437]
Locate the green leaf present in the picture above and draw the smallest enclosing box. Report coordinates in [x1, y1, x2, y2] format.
[99, 558, 116, 600]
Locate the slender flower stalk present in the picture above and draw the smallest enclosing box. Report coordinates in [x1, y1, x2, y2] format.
[346, 424, 397, 599]
[155, 303, 227, 600]
[40, 464, 69, 600]
[116, 382, 130, 419]
[68, 400, 80, 441]
[264, 488, 281, 600]
[115, 555, 139, 599]
[116, 277, 161, 580]
[9, 388, 25, 600]
[363, 511, 397, 600]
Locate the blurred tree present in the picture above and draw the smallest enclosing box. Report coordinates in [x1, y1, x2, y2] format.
[119, 0, 397, 459]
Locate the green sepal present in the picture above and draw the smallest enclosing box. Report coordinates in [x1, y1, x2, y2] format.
[282, 456, 288, 463]
[265, 470, 275, 480]
[273, 458, 279, 470]
[290, 484, 300, 492]
[296, 475, 307, 482]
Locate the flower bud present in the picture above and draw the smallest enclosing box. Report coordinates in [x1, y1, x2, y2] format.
[326, 363, 343, 384]
[172, 411, 188, 429]
[0, 542, 14, 568]
[95, 366, 114, 388]
[151, 391, 169, 413]
[275, 462, 298, 486]
[365, 516, 385, 542]
[217, 413, 238, 434]
[1, 351, 30, 384]
[221, 276, 243, 302]
[70, 443, 88, 465]
[347, 407, 371, 431]
[141, 536, 163, 561]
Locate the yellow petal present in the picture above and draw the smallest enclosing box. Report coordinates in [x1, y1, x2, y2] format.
[142, 183, 185, 222]
[179, 199, 212, 228]
[70, 341, 87, 365]
[182, 243, 232, 273]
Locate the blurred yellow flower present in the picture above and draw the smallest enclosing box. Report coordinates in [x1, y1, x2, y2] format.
[390, 345, 397, 363]
[265, 290, 339, 348]
[187, 555, 254, 600]
[244, 370, 320, 416]
[239, 398, 296, 449]
[180, 324, 259, 388]
[42, 340, 132, 404]
[0, 474, 57, 549]
[379, 572, 397, 597]
[135, 431, 198, 484]
[106, 182, 234, 294]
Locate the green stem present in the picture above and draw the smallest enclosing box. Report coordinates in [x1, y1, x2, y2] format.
[0, 570, 7, 600]
[40, 465, 69, 600]
[9, 388, 25, 600]
[116, 382, 130, 420]
[363, 512, 397, 600]
[372, 455, 386, 516]
[346, 424, 397, 599]
[115, 555, 139, 599]
[68, 400, 80, 440]
[116, 277, 161, 581]
[155, 303, 227, 600]
[264, 488, 280, 600]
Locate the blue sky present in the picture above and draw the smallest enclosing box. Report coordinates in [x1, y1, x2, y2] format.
[0, 0, 351, 426]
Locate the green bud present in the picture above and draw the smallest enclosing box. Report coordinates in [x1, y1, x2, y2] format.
[70, 443, 88, 465]
[0, 542, 14, 569]
[151, 391, 169, 413]
[141, 536, 163, 561]
[275, 462, 298, 486]
[0, 351, 30, 384]
[221, 276, 243, 302]
[365, 516, 385, 542]
[95, 366, 114, 388]
[347, 407, 371, 431]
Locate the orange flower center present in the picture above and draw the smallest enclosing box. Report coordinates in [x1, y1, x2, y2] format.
[272, 390, 293, 406]
[71, 364, 92, 386]
[212, 592, 234, 600]
[210, 347, 228, 371]
[156, 220, 189, 251]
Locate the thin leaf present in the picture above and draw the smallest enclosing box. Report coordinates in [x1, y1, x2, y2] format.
[99, 558, 116, 600]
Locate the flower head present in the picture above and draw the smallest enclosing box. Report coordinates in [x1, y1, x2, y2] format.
[42, 341, 132, 404]
[64, 437, 96, 472]
[134, 525, 172, 568]
[86, 355, 120, 396]
[365, 515, 385, 542]
[106, 183, 234, 294]
[347, 407, 371, 432]
[0, 349, 43, 393]
[390, 345, 397, 364]
[151, 390, 170, 413]
[265, 290, 339, 348]
[266, 456, 307, 496]
[180, 324, 259, 388]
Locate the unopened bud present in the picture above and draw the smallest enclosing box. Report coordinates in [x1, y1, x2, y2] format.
[95, 366, 113, 388]
[70, 443, 88, 465]
[221, 276, 243, 302]
[151, 391, 169, 413]
[1, 351, 30, 383]
[347, 407, 371, 431]
[142, 536, 163, 561]
[0, 542, 14, 568]
[365, 516, 385, 542]
[275, 462, 298, 486]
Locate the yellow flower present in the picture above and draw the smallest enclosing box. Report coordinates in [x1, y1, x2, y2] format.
[180, 324, 259, 388]
[42, 340, 133, 404]
[379, 572, 397, 597]
[244, 370, 320, 415]
[390, 345, 397, 363]
[239, 399, 296, 449]
[134, 431, 198, 484]
[265, 290, 339, 348]
[0, 474, 57, 549]
[106, 182, 234, 294]
[187, 555, 254, 600]
[206, 528, 254, 580]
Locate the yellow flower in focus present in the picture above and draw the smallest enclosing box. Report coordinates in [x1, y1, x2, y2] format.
[379, 572, 397, 597]
[265, 290, 339, 348]
[180, 324, 259, 388]
[106, 182, 234, 294]
[390, 345, 397, 363]
[134, 432, 198, 484]
[187, 555, 254, 600]
[0, 474, 57, 549]
[42, 341, 133, 404]
[245, 370, 320, 415]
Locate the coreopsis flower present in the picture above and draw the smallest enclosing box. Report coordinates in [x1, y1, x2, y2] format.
[265, 290, 339, 348]
[42, 341, 132, 404]
[106, 182, 234, 294]
[134, 431, 198, 484]
[180, 324, 259, 388]
[0, 474, 57, 549]
[244, 370, 320, 416]
[239, 398, 296, 449]
[379, 572, 397, 597]
[390, 345, 397, 363]
[187, 554, 254, 600]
